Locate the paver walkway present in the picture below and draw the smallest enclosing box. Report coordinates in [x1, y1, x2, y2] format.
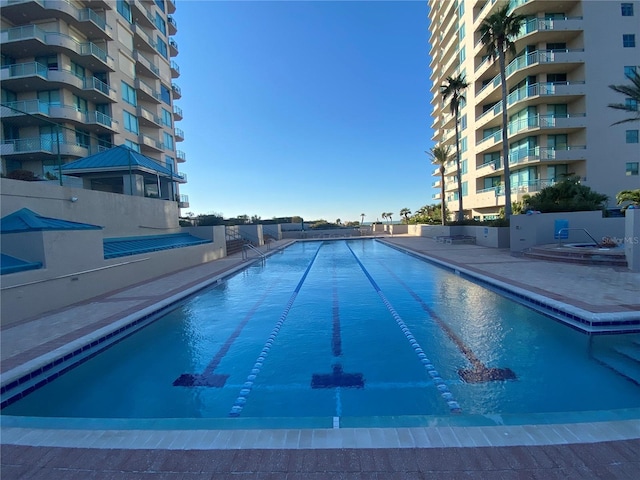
[2, 236, 639, 479]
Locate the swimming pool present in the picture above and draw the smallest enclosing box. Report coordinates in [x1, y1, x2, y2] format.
[2, 239, 639, 428]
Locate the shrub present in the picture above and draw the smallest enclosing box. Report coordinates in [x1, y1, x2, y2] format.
[5, 169, 39, 181]
[525, 176, 608, 212]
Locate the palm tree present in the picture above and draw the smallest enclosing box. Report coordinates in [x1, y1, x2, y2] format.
[400, 208, 411, 223]
[608, 70, 640, 125]
[479, 3, 524, 218]
[441, 74, 469, 222]
[381, 212, 388, 223]
[427, 144, 451, 225]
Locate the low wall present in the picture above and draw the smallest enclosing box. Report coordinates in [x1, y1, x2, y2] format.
[510, 211, 625, 253]
[1, 225, 227, 326]
[281, 228, 367, 239]
[1, 178, 180, 237]
[625, 209, 640, 272]
[262, 224, 282, 241]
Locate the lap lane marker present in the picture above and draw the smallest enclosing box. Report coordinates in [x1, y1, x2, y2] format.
[346, 243, 462, 413]
[229, 243, 324, 417]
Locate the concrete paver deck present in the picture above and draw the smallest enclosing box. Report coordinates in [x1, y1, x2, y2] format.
[1, 236, 639, 478]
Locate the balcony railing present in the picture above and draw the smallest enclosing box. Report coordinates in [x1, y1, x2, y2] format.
[172, 105, 183, 120]
[176, 150, 186, 162]
[1, 100, 114, 129]
[476, 49, 585, 99]
[2, 25, 114, 69]
[171, 82, 181, 98]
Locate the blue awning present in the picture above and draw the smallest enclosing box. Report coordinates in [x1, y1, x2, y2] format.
[61, 145, 184, 181]
[1, 208, 103, 233]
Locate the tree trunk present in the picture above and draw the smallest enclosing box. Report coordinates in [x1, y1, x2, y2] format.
[499, 48, 512, 218]
[454, 106, 464, 222]
[440, 167, 446, 225]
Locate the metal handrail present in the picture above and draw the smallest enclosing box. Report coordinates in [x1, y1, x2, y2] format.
[556, 228, 600, 246]
[242, 243, 266, 261]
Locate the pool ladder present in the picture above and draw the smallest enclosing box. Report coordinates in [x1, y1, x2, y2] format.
[242, 243, 266, 262]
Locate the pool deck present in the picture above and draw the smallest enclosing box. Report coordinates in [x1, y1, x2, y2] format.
[2, 236, 639, 478]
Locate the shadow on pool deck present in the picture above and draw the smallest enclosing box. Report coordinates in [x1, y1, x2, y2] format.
[1, 236, 639, 478]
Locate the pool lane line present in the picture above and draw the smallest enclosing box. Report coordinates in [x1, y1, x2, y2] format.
[379, 262, 517, 383]
[345, 243, 462, 414]
[229, 243, 324, 417]
[311, 260, 364, 400]
[173, 284, 277, 388]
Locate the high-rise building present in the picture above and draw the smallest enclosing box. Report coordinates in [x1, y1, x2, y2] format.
[1, 0, 187, 205]
[428, 0, 639, 220]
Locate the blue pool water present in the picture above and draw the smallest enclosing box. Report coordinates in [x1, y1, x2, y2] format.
[3, 239, 639, 427]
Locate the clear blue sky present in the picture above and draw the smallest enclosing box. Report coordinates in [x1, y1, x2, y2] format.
[177, 0, 436, 223]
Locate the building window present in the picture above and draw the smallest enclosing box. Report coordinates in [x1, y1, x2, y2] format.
[627, 130, 639, 143]
[621, 3, 634, 16]
[623, 34, 636, 47]
[70, 60, 85, 78]
[460, 114, 467, 131]
[461, 159, 468, 175]
[125, 139, 140, 152]
[72, 94, 88, 113]
[460, 137, 467, 153]
[461, 181, 468, 196]
[123, 110, 139, 134]
[157, 38, 168, 59]
[121, 81, 137, 106]
[625, 98, 639, 111]
[155, 12, 167, 35]
[160, 84, 171, 104]
[626, 162, 639, 175]
[155, 0, 165, 12]
[162, 108, 172, 127]
[163, 131, 174, 150]
[459, 23, 465, 40]
[75, 128, 90, 148]
[458, 0, 464, 17]
[624, 66, 638, 78]
[117, 0, 132, 23]
[459, 46, 466, 62]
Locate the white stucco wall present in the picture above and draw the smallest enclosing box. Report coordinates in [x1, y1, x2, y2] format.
[1, 178, 180, 237]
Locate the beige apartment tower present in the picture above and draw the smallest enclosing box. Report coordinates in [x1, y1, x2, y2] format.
[428, 0, 639, 220]
[1, 0, 187, 205]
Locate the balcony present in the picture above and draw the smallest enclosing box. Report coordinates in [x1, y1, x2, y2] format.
[135, 78, 161, 103]
[1, 62, 117, 102]
[170, 60, 180, 79]
[508, 113, 587, 140]
[0, 136, 89, 161]
[167, 15, 178, 35]
[172, 105, 183, 121]
[137, 105, 161, 127]
[167, 0, 176, 14]
[132, 23, 156, 52]
[138, 133, 163, 152]
[174, 127, 184, 142]
[171, 82, 182, 99]
[1, 26, 115, 71]
[178, 194, 189, 208]
[176, 149, 186, 163]
[133, 49, 160, 78]
[1, 100, 116, 134]
[176, 172, 187, 183]
[130, 0, 155, 29]
[169, 38, 179, 57]
[0, 0, 113, 41]
[517, 16, 584, 43]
